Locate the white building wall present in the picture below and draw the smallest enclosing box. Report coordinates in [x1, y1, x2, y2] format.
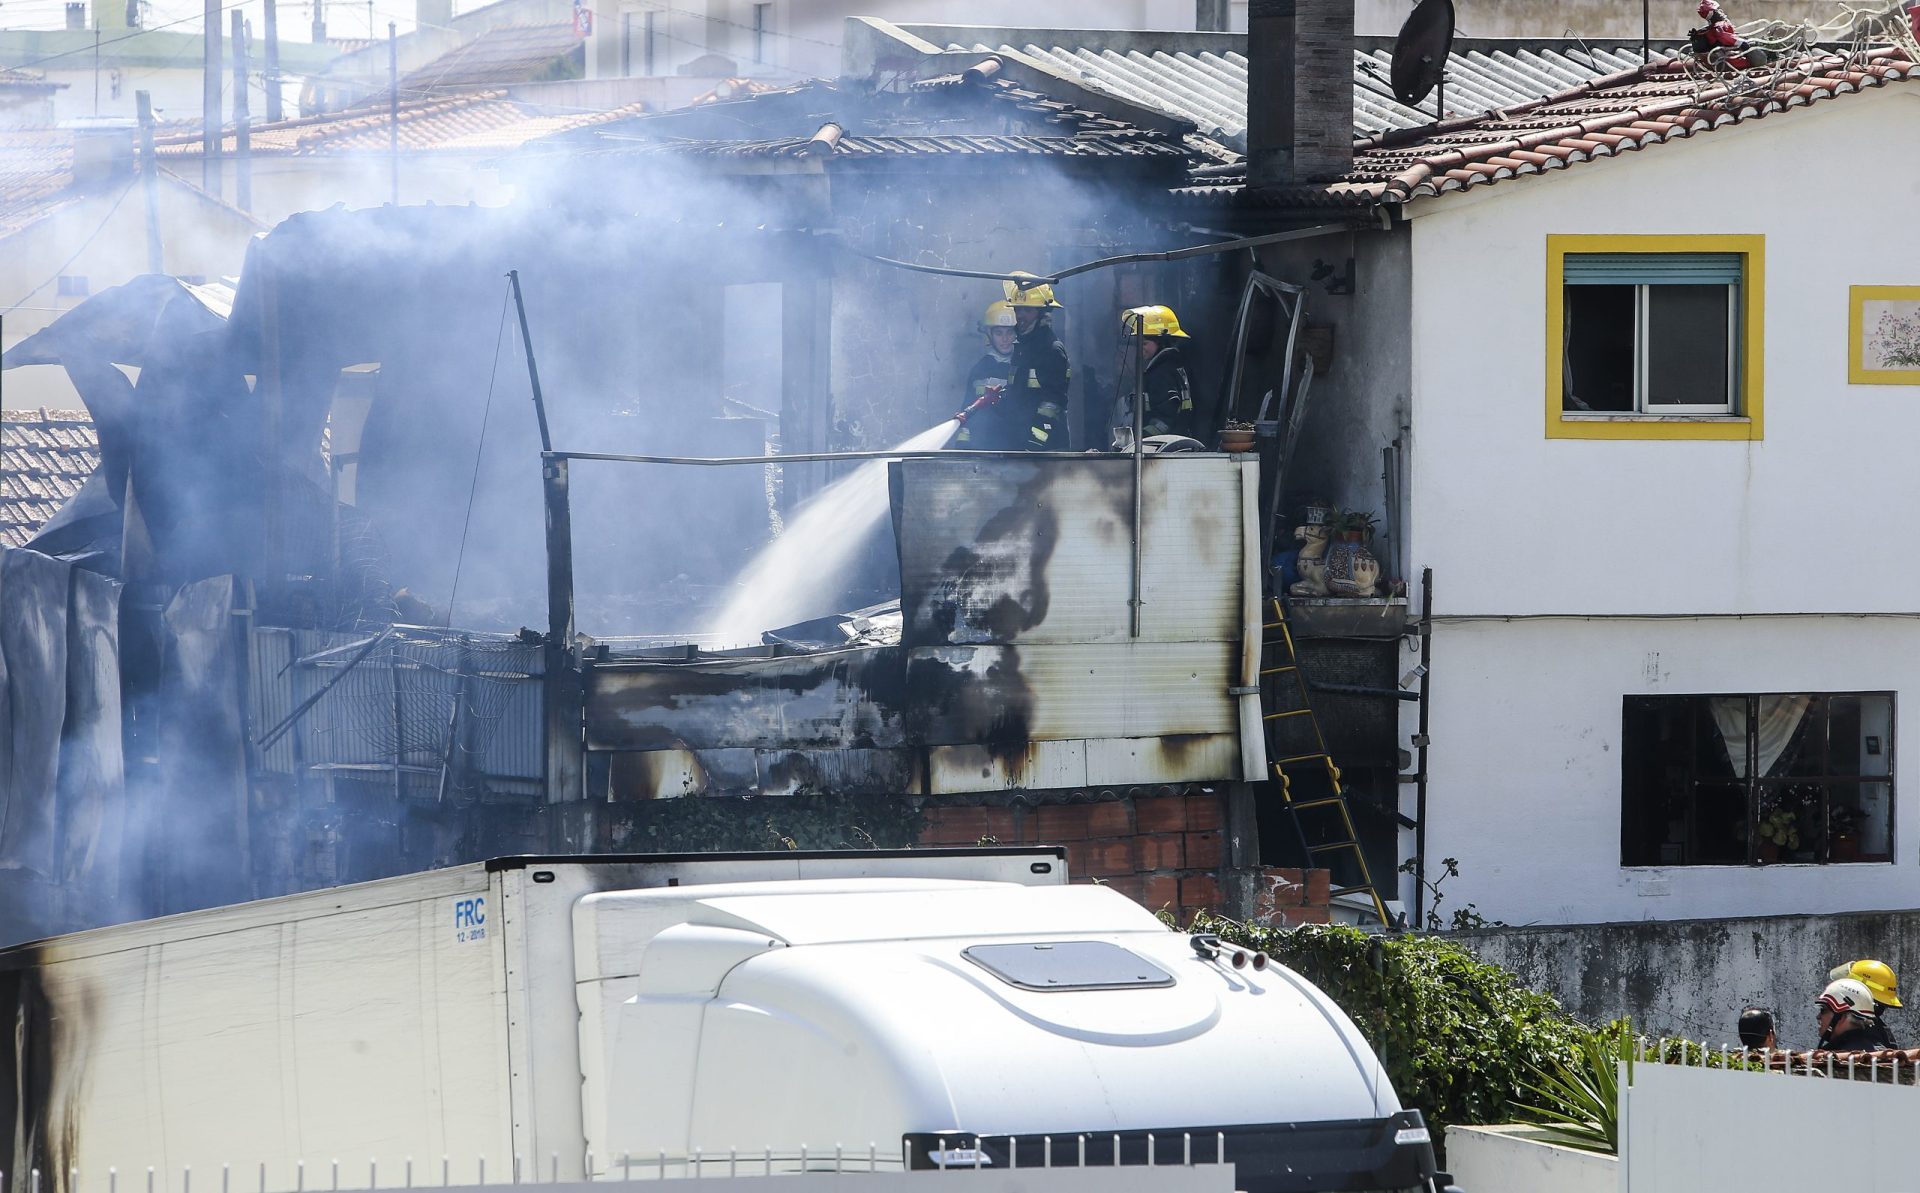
[1401, 86, 1920, 924]
[1425, 615, 1920, 925]
[1409, 87, 1920, 618]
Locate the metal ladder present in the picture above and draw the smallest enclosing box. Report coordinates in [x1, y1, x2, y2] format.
[1260, 597, 1393, 927]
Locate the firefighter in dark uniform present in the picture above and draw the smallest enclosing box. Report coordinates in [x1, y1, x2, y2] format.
[1122, 304, 1196, 440]
[952, 300, 1020, 449]
[1001, 272, 1071, 450]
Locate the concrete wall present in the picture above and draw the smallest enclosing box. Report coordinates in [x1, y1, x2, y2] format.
[1445, 1126, 1615, 1193]
[1460, 906, 1920, 1043]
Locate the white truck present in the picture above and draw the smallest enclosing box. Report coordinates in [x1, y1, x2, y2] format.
[0, 850, 1445, 1193]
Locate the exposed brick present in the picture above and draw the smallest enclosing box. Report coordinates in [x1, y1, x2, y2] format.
[1185, 793, 1225, 831]
[1141, 873, 1179, 914]
[1099, 875, 1145, 903]
[1306, 868, 1330, 906]
[1084, 838, 1135, 878]
[1180, 873, 1223, 912]
[1133, 795, 1188, 834]
[919, 806, 1015, 846]
[1133, 833, 1184, 872]
[1279, 906, 1331, 926]
[1034, 804, 1095, 841]
[1183, 830, 1223, 870]
[1086, 800, 1133, 838]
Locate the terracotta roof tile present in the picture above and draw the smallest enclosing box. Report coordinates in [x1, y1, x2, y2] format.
[0, 409, 97, 549]
[1178, 47, 1917, 208]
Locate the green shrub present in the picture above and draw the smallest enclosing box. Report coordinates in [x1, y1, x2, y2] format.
[1190, 914, 1584, 1147]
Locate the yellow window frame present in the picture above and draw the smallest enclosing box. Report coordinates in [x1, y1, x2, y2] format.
[1545, 234, 1765, 441]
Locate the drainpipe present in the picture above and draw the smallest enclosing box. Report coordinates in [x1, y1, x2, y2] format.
[1129, 317, 1145, 638]
[1412, 566, 1433, 928]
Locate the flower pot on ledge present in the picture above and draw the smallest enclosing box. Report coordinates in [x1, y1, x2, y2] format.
[1219, 428, 1255, 452]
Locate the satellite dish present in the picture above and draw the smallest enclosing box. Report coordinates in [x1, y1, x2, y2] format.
[1390, 0, 1456, 107]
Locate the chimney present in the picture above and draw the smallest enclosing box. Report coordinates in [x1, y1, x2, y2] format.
[416, 0, 451, 31]
[65, 2, 85, 30]
[72, 124, 135, 184]
[1246, 0, 1355, 188]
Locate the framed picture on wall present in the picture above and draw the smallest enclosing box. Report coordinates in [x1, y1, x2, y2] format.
[1849, 285, 1920, 384]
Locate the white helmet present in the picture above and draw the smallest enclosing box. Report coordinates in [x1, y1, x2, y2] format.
[1817, 977, 1876, 1018]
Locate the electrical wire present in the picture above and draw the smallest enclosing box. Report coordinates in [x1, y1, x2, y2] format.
[0, 176, 139, 317]
[447, 279, 511, 622]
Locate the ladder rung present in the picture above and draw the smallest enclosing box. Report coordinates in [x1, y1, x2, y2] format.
[1308, 840, 1361, 854]
[1275, 752, 1333, 766]
[1262, 709, 1313, 721]
[1259, 665, 1297, 676]
[1285, 797, 1344, 811]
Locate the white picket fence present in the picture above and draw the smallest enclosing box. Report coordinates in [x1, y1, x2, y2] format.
[0, 1148, 1237, 1193]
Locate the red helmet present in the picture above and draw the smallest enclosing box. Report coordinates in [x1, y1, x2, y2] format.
[1698, 0, 1720, 15]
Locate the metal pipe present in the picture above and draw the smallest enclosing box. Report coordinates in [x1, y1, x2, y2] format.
[1412, 566, 1433, 929]
[847, 223, 1353, 288]
[1130, 320, 1146, 638]
[548, 447, 1099, 466]
[508, 270, 553, 453]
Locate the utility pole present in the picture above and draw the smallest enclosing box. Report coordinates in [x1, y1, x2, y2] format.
[202, 0, 221, 195]
[311, 0, 326, 47]
[263, 0, 283, 122]
[388, 21, 399, 205]
[136, 90, 164, 273]
[231, 11, 251, 212]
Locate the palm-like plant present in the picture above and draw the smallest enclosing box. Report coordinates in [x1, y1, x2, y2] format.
[1512, 1021, 1631, 1154]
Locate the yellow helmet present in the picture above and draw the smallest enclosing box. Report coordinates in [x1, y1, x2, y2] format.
[1121, 304, 1190, 339]
[1829, 959, 1902, 1008]
[981, 300, 1018, 329]
[1003, 270, 1062, 309]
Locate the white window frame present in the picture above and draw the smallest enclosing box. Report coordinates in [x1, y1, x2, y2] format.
[1629, 279, 1740, 416]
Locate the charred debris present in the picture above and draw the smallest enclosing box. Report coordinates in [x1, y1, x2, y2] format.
[0, 32, 1411, 943]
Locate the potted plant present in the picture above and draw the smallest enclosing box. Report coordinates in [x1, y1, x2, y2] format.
[1327, 508, 1379, 543]
[1828, 804, 1862, 862]
[1218, 419, 1256, 452]
[1755, 806, 1799, 863]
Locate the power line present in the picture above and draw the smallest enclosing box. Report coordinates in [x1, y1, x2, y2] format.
[1, 177, 139, 317]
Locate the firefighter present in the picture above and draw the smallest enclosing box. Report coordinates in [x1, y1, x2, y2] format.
[1120, 304, 1196, 441]
[1001, 271, 1071, 450]
[953, 300, 1020, 449]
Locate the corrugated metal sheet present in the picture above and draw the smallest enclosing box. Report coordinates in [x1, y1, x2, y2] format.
[897, 455, 1243, 646]
[947, 36, 1649, 143]
[588, 455, 1257, 796]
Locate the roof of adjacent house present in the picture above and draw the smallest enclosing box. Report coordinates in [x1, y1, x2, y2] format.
[0, 409, 97, 549]
[884, 22, 1651, 146]
[0, 65, 64, 96]
[397, 22, 583, 95]
[555, 74, 1195, 170]
[1177, 47, 1919, 209]
[0, 128, 82, 237]
[153, 90, 647, 158]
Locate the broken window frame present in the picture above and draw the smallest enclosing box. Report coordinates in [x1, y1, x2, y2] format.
[1620, 691, 1895, 868]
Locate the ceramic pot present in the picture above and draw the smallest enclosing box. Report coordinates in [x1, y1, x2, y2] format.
[1219, 429, 1255, 452]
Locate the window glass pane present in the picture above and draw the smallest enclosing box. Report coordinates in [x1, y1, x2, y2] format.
[1623, 697, 1696, 864]
[1756, 782, 1824, 862]
[1768, 696, 1826, 778]
[1645, 284, 1733, 407]
[1564, 284, 1636, 411]
[1691, 780, 1749, 863]
[1832, 780, 1895, 861]
[1829, 695, 1893, 777]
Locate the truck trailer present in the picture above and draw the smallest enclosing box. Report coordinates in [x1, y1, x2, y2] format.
[0, 850, 1443, 1193]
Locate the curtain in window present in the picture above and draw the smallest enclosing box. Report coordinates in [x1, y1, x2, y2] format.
[1710, 695, 1813, 777]
[1562, 298, 1587, 410]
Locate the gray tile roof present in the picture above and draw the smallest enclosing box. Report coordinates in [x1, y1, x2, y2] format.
[933, 31, 1651, 146]
[0, 409, 97, 549]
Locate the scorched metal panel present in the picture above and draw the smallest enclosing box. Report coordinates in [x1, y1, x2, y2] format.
[895, 455, 1243, 647]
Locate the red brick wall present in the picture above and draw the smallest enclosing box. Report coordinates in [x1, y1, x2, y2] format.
[918, 792, 1330, 928]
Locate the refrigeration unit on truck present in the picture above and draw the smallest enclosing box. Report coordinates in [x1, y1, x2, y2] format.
[0, 849, 1445, 1193]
